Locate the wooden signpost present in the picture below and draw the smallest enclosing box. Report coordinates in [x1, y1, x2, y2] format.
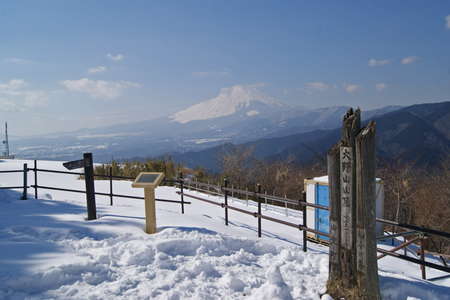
[132, 172, 165, 234]
[63, 153, 97, 220]
[63, 159, 84, 170]
[326, 109, 380, 300]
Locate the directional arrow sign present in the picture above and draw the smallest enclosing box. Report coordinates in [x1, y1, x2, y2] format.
[63, 159, 84, 170]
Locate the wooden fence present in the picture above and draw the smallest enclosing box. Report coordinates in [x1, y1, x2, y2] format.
[0, 160, 190, 210]
[178, 175, 450, 280]
[1, 161, 449, 280]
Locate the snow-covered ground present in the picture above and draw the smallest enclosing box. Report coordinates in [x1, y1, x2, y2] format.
[0, 159, 449, 300]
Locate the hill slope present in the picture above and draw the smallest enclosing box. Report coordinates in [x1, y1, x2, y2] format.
[173, 101, 450, 170]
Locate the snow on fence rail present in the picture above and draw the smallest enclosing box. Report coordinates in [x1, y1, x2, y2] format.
[1, 160, 450, 280]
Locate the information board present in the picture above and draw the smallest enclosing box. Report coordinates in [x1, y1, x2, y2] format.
[132, 172, 164, 188]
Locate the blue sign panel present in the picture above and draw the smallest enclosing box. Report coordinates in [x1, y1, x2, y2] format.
[315, 184, 330, 240]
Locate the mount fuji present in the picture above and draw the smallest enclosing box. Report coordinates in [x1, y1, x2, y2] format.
[11, 84, 400, 162]
[170, 84, 287, 124]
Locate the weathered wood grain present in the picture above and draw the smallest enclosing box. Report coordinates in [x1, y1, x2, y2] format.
[326, 144, 342, 292]
[340, 108, 360, 289]
[356, 121, 380, 299]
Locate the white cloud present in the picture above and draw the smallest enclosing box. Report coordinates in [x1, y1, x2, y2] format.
[375, 83, 387, 91]
[88, 66, 107, 74]
[106, 53, 124, 61]
[3, 57, 33, 64]
[368, 58, 390, 67]
[0, 79, 27, 90]
[0, 79, 48, 110]
[305, 81, 330, 91]
[446, 15, 450, 29]
[23, 91, 49, 107]
[61, 78, 140, 99]
[0, 98, 22, 112]
[401, 56, 419, 65]
[344, 84, 360, 93]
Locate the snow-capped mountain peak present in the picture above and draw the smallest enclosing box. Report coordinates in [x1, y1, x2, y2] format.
[171, 84, 285, 124]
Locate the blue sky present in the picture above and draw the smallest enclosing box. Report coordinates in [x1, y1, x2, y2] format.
[1, 1, 450, 135]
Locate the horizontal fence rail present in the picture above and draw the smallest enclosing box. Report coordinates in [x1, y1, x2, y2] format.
[0, 186, 30, 189]
[178, 190, 331, 238]
[377, 230, 419, 241]
[0, 169, 25, 173]
[35, 168, 84, 176]
[31, 184, 190, 205]
[376, 218, 450, 240]
[377, 248, 450, 273]
[182, 179, 329, 211]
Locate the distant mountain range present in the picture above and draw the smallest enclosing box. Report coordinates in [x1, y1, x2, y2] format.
[11, 84, 401, 162]
[173, 101, 450, 171]
[9, 84, 449, 171]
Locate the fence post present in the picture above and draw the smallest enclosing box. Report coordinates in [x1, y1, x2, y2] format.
[230, 184, 234, 203]
[224, 178, 228, 226]
[257, 184, 262, 238]
[301, 191, 307, 252]
[21, 163, 28, 200]
[246, 187, 249, 206]
[109, 166, 113, 206]
[180, 172, 185, 214]
[420, 236, 427, 280]
[34, 160, 38, 199]
[285, 194, 288, 217]
[264, 190, 267, 210]
[83, 153, 97, 220]
[404, 236, 407, 256]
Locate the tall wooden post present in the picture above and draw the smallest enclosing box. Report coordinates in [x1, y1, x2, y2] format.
[340, 108, 360, 289]
[83, 153, 97, 220]
[355, 122, 380, 299]
[326, 109, 380, 300]
[327, 144, 342, 292]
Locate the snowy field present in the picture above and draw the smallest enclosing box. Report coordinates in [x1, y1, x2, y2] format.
[0, 159, 449, 300]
